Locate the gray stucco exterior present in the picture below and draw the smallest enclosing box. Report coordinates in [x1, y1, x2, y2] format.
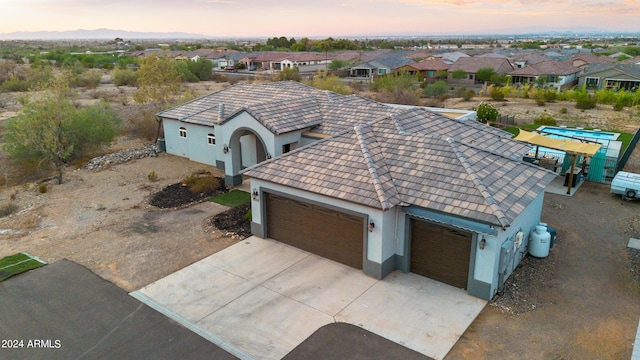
[249, 178, 547, 300]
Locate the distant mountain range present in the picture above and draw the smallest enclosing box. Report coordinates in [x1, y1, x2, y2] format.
[0, 28, 211, 40]
[1, 27, 637, 41]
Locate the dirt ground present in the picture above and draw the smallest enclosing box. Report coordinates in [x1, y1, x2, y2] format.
[446, 181, 640, 360]
[0, 148, 240, 291]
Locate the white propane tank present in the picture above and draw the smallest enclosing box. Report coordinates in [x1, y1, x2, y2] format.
[529, 225, 551, 258]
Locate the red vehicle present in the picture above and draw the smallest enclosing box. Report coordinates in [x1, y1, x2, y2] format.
[224, 66, 237, 72]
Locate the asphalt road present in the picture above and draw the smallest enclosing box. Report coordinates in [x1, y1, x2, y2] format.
[0, 259, 236, 360]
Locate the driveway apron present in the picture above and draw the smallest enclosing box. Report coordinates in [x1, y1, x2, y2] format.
[131, 236, 486, 360]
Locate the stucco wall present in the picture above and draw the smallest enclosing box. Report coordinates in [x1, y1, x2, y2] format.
[472, 191, 546, 298]
[163, 119, 218, 166]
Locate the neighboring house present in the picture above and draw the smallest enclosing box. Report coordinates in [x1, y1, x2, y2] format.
[398, 58, 450, 83]
[276, 52, 330, 72]
[447, 57, 514, 86]
[608, 51, 632, 60]
[158, 81, 556, 300]
[620, 56, 640, 65]
[508, 60, 582, 90]
[511, 52, 548, 69]
[567, 53, 615, 70]
[331, 49, 393, 64]
[350, 51, 416, 78]
[578, 63, 640, 91]
[437, 51, 470, 62]
[252, 52, 290, 71]
[542, 50, 567, 61]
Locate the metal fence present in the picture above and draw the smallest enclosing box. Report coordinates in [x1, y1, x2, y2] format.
[617, 128, 640, 173]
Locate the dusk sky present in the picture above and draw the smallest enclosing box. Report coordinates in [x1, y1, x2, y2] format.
[1, 0, 639, 37]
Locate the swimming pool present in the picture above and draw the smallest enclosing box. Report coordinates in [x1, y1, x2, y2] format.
[527, 126, 620, 157]
[537, 126, 620, 142]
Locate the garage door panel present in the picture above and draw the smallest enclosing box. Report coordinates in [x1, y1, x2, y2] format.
[410, 219, 471, 289]
[266, 193, 364, 269]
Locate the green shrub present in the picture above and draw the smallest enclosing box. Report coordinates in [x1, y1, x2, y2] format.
[0, 202, 18, 218]
[454, 87, 467, 97]
[543, 89, 557, 102]
[182, 173, 223, 194]
[244, 209, 252, 222]
[148, 171, 158, 182]
[476, 102, 499, 123]
[575, 95, 596, 110]
[489, 86, 505, 101]
[112, 68, 138, 86]
[463, 89, 475, 101]
[278, 67, 300, 81]
[423, 81, 449, 98]
[534, 91, 546, 106]
[613, 100, 624, 111]
[595, 88, 617, 104]
[309, 74, 350, 95]
[534, 113, 557, 126]
[560, 107, 568, 114]
[79, 69, 103, 89]
[38, 184, 48, 193]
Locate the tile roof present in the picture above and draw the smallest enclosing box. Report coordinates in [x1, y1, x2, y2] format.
[581, 63, 640, 79]
[508, 60, 581, 76]
[569, 53, 615, 65]
[385, 108, 531, 158]
[158, 81, 320, 127]
[354, 51, 417, 70]
[448, 57, 512, 73]
[510, 52, 548, 65]
[158, 81, 393, 136]
[403, 58, 450, 71]
[244, 117, 555, 228]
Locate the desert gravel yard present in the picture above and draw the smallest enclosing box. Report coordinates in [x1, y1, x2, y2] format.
[0, 151, 241, 292]
[446, 181, 640, 360]
[1, 141, 639, 359]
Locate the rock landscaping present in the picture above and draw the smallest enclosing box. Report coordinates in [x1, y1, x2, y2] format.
[83, 144, 159, 171]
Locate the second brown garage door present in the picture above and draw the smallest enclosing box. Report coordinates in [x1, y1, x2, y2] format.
[266, 193, 364, 269]
[410, 219, 472, 289]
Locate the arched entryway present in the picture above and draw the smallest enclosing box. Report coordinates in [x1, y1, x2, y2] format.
[225, 128, 269, 186]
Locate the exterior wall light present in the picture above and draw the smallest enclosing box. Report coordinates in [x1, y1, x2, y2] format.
[368, 220, 375, 232]
[223, 145, 229, 154]
[479, 238, 486, 250]
[252, 189, 259, 201]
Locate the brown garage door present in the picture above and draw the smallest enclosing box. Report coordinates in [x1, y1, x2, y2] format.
[410, 219, 472, 289]
[266, 193, 364, 269]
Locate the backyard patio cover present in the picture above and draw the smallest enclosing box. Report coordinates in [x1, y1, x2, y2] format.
[514, 130, 602, 156]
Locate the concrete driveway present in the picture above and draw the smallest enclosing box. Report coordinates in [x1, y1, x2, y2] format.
[131, 236, 486, 360]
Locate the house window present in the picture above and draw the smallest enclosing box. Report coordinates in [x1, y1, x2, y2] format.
[282, 142, 297, 154]
[378, 69, 386, 75]
[427, 70, 435, 77]
[179, 127, 187, 138]
[586, 77, 599, 87]
[207, 133, 216, 145]
[468, 74, 474, 80]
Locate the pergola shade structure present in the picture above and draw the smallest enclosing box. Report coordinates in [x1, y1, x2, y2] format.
[514, 130, 602, 194]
